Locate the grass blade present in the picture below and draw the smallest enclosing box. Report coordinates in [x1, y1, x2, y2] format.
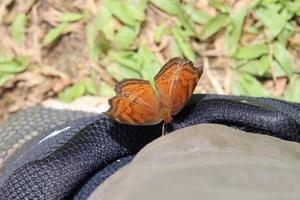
[200, 13, 229, 40]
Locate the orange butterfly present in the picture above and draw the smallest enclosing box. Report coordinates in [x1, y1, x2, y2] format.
[105, 57, 203, 125]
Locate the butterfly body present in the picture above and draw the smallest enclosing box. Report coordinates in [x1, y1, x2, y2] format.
[105, 57, 203, 126]
[160, 107, 173, 124]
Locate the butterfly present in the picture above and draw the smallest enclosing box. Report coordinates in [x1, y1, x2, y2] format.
[105, 57, 203, 125]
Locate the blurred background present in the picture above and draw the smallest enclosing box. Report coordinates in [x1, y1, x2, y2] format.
[0, 0, 299, 120]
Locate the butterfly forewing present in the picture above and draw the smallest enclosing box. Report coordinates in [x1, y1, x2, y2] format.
[106, 79, 162, 125]
[154, 58, 182, 108]
[155, 57, 203, 115]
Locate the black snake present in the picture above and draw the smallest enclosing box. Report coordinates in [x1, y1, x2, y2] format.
[0, 94, 300, 199]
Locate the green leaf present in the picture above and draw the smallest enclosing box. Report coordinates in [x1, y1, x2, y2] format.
[224, 7, 247, 56]
[0, 74, 14, 86]
[285, 1, 300, 16]
[109, 51, 140, 71]
[83, 78, 96, 95]
[176, 10, 197, 38]
[254, 6, 293, 41]
[59, 12, 82, 22]
[246, 26, 259, 34]
[295, 43, 300, 51]
[251, 0, 262, 8]
[137, 44, 160, 86]
[278, 22, 295, 45]
[94, 4, 114, 38]
[263, 2, 283, 12]
[152, 0, 196, 37]
[58, 81, 86, 102]
[103, 0, 135, 26]
[273, 42, 293, 78]
[126, 0, 147, 21]
[154, 24, 166, 43]
[86, 25, 99, 61]
[43, 23, 68, 45]
[96, 31, 111, 55]
[285, 75, 300, 102]
[0, 57, 28, 73]
[209, 0, 229, 13]
[270, 59, 286, 77]
[172, 27, 195, 62]
[237, 55, 269, 76]
[233, 43, 268, 60]
[231, 81, 245, 96]
[169, 37, 183, 58]
[99, 81, 115, 96]
[107, 63, 141, 81]
[82, 9, 90, 22]
[184, 4, 212, 25]
[86, 25, 111, 61]
[87, 5, 113, 61]
[103, 0, 145, 27]
[114, 25, 139, 49]
[150, 0, 181, 16]
[232, 72, 268, 97]
[253, 0, 279, 7]
[0, 56, 11, 63]
[200, 13, 229, 40]
[10, 13, 27, 44]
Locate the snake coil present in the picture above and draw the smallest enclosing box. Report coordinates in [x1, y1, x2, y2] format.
[0, 94, 300, 199]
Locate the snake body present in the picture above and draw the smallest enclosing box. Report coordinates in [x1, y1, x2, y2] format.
[0, 94, 299, 199]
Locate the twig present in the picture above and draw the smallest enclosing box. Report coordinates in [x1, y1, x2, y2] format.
[31, 3, 42, 63]
[224, 65, 232, 94]
[90, 62, 115, 86]
[268, 43, 277, 87]
[203, 57, 225, 94]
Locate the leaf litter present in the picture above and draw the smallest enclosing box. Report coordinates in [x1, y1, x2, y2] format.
[0, 0, 300, 120]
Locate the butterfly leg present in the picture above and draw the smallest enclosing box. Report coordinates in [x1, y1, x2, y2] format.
[162, 123, 167, 136]
[161, 122, 174, 136]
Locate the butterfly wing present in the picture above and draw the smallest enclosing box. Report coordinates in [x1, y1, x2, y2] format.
[105, 79, 162, 125]
[154, 57, 203, 115]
